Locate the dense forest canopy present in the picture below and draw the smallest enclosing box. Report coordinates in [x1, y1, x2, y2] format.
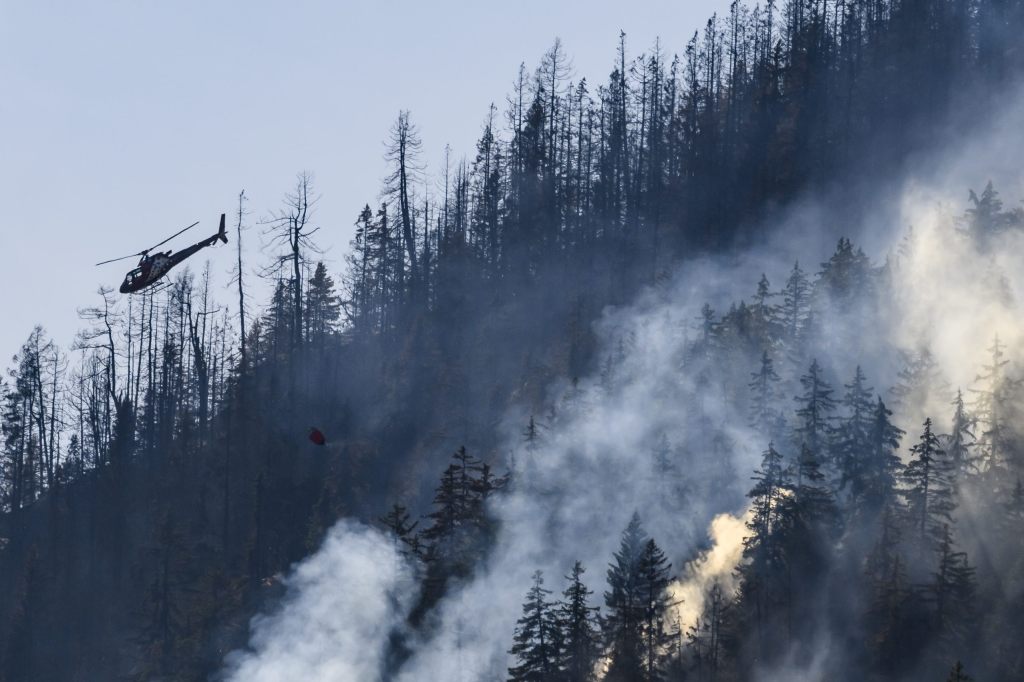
[4, 0, 1024, 680]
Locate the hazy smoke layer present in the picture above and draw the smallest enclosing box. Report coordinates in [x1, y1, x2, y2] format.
[220, 521, 417, 682]
[221, 84, 1024, 681]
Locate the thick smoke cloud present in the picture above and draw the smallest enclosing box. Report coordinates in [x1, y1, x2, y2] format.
[219, 521, 417, 682]
[668, 509, 751, 634]
[220, 82, 1024, 681]
[222, 254, 769, 680]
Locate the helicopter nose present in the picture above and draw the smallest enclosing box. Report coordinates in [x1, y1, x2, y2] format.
[119, 280, 130, 294]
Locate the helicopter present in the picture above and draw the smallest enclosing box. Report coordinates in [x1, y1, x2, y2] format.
[96, 214, 228, 294]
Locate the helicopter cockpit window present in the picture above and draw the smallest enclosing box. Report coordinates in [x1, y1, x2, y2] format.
[126, 268, 143, 284]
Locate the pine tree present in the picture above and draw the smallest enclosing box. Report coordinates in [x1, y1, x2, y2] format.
[747, 443, 790, 547]
[902, 418, 955, 552]
[835, 365, 875, 495]
[739, 442, 791, 652]
[779, 261, 810, 342]
[305, 261, 340, 349]
[790, 442, 840, 539]
[418, 447, 501, 615]
[521, 415, 542, 476]
[379, 502, 421, 559]
[961, 181, 1024, 249]
[749, 273, 778, 343]
[508, 570, 562, 682]
[970, 334, 1018, 490]
[559, 561, 600, 682]
[604, 512, 648, 681]
[636, 538, 672, 681]
[749, 350, 782, 439]
[793, 359, 836, 464]
[421, 447, 488, 572]
[816, 237, 873, 308]
[686, 581, 729, 682]
[857, 398, 904, 514]
[928, 524, 976, 648]
[946, 389, 976, 478]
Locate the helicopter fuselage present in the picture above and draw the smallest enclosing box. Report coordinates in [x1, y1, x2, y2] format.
[119, 225, 226, 293]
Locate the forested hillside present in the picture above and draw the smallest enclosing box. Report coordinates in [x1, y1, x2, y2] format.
[3, 1, 1024, 680]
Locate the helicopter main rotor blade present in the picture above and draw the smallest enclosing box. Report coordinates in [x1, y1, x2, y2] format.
[95, 251, 145, 266]
[145, 220, 199, 253]
[95, 220, 201, 266]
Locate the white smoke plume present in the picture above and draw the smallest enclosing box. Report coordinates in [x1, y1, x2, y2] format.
[669, 508, 752, 633]
[220, 521, 417, 682]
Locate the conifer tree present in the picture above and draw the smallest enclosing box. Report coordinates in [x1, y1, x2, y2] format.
[970, 334, 1018, 489]
[604, 512, 648, 681]
[421, 447, 489, 570]
[857, 398, 904, 514]
[749, 350, 782, 439]
[750, 273, 777, 340]
[902, 418, 955, 551]
[636, 538, 672, 681]
[929, 524, 976, 648]
[416, 448, 505, 620]
[508, 570, 561, 682]
[836, 365, 875, 494]
[961, 181, 1024, 249]
[789, 442, 840, 539]
[793, 359, 836, 464]
[379, 502, 421, 559]
[739, 442, 791, 651]
[816, 237, 873, 308]
[946, 389, 976, 478]
[686, 581, 729, 682]
[558, 561, 599, 682]
[305, 261, 340, 349]
[779, 261, 810, 342]
[520, 415, 542, 480]
[747, 443, 790, 546]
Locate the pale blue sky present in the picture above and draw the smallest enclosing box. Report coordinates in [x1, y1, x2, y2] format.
[1, 0, 725, 365]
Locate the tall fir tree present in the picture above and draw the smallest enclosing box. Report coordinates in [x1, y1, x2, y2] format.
[636, 538, 672, 681]
[835, 365, 875, 496]
[558, 561, 600, 682]
[856, 398, 904, 515]
[928, 524, 976, 649]
[902, 418, 956, 552]
[603, 512, 648, 682]
[779, 261, 810, 343]
[508, 570, 562, 682]
[946, 388, 976, 478]
[793, 359, 837, 468]
[749, 349, 782, 440]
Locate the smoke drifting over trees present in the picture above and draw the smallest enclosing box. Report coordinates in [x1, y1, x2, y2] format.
[4, 1, 1024, 680]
